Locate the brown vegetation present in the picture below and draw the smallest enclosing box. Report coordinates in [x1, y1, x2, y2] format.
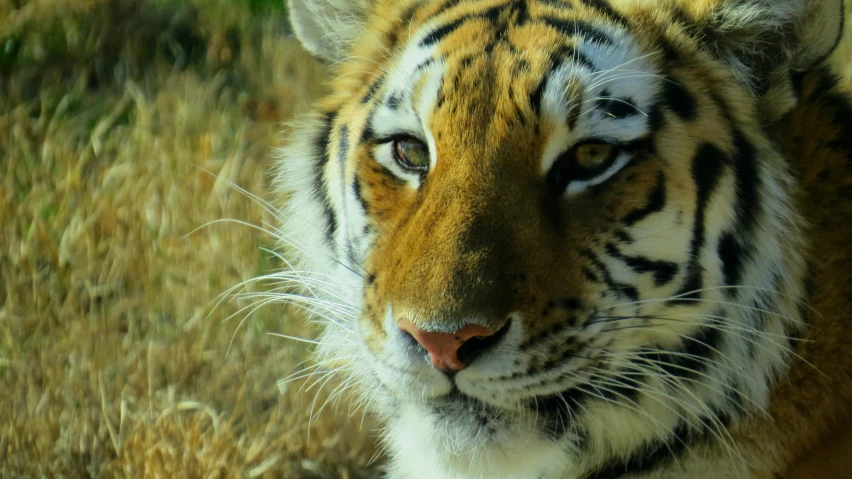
[0, 0, 849, 477]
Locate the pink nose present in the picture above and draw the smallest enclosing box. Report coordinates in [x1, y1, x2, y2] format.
[397, 319, 495, 371]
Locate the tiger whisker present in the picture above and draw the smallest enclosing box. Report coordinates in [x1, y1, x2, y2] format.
[598, 317, 826, 379]
[589, 313, 807, 343]
[594, 347, 765, 416]
[595, 359, 750, 471]
[580, 372, 692, 462]
[266, 331, 356, 348]
[234, 291, 357, 318]
[306, 369, 346, 443]
[584, 49, 665, 82]
[584, 95, 649, 116]
[226, 293, 354, 332]
[607, 295, 799, 324]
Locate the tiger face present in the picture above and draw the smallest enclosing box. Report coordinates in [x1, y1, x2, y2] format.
[277, 0, 844, 477]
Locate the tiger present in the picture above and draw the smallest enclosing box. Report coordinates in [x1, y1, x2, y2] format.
[271, 0, 852, 477]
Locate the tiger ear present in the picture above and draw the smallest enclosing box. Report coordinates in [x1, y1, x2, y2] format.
[789, 0, 845, 71]
[709, 0, 844, 78]
[287, 0, 373, 62]
[703, 0, 844, 119]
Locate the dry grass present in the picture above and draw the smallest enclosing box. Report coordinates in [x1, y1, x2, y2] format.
[0, 1, 850, 478]
[1, 1, 379, 477]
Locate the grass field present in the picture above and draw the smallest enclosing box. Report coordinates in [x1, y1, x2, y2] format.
[1, 1, 850, 477]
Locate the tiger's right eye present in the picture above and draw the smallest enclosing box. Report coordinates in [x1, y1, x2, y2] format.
[392, 138, 430, 172]
[575, 143, 615, 170]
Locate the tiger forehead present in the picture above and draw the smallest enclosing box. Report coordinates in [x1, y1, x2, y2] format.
[405, 0, 627, 35]
[398, 0, 630, 68]
[360, 0, 659, 156]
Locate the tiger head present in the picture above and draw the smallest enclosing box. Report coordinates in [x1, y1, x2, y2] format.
[277, 0, 843, 477]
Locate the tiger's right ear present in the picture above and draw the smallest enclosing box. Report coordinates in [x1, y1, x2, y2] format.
[288, 0, 372, 62]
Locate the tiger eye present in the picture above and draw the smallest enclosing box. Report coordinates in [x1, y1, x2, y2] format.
[393, 138, 430, 171]
[575, 143, 614, 170]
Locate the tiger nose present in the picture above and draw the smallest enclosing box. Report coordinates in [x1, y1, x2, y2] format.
[397, 320, 496, 371]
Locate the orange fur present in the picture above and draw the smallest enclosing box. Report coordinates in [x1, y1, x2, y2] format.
[282, 0, 852, 476]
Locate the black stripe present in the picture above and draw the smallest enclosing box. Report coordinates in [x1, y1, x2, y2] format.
[642, 323, 721, 380]
[509, 0, 529, 25]
[313, 111, 339, 250]
[613, 230, 633, 244]
[417, 1, 527, 46]
[622, 171, 665, 226]
[536, 387, 589, 439]
[415, 58, 435, 72]
[529, 45, 594, 116]
[361, 76, 384, 104]
[551, 43, 596, 71]
[581, 249, 639, 302]
[579, 0, 627, 27]
[387, 92, 402, 110]
[646, 102, 665, 134]
[669, 4, 716, 46]
[433, 0, 464, 16]
[562, 297, 583, 311]
[541, 17, 613, 46]
[584, 422, 692, 479]
[539, 0, 573, 7]
[789, 70, 806, 103]
[419, 17, 466, 46]
[360, 122, 375, 143]
[479, 4, 504, 25]
[730, 132, 759, 232]
[661, 79, 696, 121]
[386, 1, 427, 50]
[604, 243, 679, 287]
[352, 174, 369, 215]
[508, 84, 527, 124]
[582, 267, 600, 283]
[596, 92, 639, 119]
[717, 232, 743, 289]
[529, 74, 548, 115]
[670, 143, 727, 304]
[690, 145, 727, 238]
[719, 136, 761, 291]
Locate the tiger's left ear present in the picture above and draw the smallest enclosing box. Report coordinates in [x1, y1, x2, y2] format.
[702, 0, 844, 120]
[287, 0, 374, 62]
[789, 0, 845, 71]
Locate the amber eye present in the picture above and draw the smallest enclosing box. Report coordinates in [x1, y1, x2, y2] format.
[546, 140, 624, 193]
[574, 143, 616, 170]
[392, 138, 430, 172]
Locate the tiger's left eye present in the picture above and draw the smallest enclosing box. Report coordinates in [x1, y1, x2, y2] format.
[575, 143, 615, 170]
[392, 138, 430, 172]
[546, 140, 624, 193]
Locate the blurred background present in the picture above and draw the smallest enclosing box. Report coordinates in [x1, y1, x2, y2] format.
[0, 1, 850, 477]
[0, 0, 377, 477]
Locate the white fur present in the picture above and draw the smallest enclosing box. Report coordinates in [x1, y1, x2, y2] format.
[272, 1, 825, 478]
[538, 27, 661, 191]
[288, 0, 371, 61]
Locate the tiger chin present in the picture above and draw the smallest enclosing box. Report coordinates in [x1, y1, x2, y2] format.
[270, 0, 852, 477]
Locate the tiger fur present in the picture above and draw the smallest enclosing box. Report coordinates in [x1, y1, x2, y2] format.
[272, 0, 852, 477]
